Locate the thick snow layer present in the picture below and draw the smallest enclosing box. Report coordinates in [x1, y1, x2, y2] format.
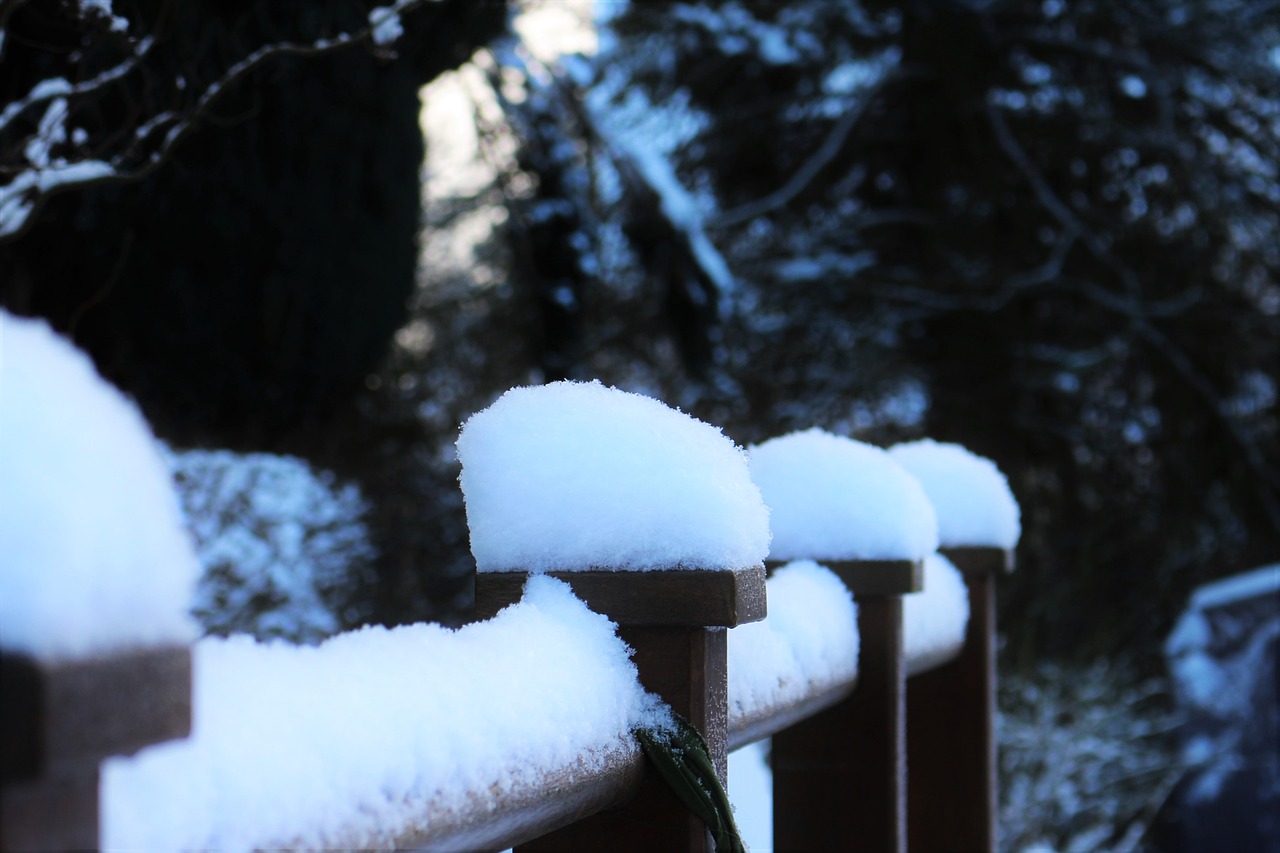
[748, 429, 938, 562]
[457, 380, 770, 572]
[904, 553, 970, 676]
[104, 576, 655, 851]
[888, 439, 1021, 549]
[0, 312, 199, 660]
[728, 560, 859, 728]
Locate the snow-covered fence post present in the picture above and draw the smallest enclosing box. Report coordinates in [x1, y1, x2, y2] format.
[457, 381, 771, 852]
[771, 558, 921, 853]
[0, 313, 201, 851]
[890, 441, 1020, 853]
[748, 430, 939, 853]
[476, 569, 765, 850]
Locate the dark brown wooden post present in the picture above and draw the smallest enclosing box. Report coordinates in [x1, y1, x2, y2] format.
[771, 559, 922, 853]
[474, 566, 767, 853]
[906, 546, 1013, 853]
[0, 646, 192, 851]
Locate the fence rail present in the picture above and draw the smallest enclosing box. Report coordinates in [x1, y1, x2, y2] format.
[1, 549, 1008, 852]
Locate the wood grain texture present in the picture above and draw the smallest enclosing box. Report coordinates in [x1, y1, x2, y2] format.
[728, 677, 856, 752]
[940, 545, 1015, 575]
[518, 626, 727, 853]
[0, 768, 99, 853]
[768, 558, 923, 596]
[772, 595, 907, 853]
[1, 646, 192, 783]
[907, 552, 1008, 853]
[300, 741, 646, 853]
[473, 565, 768, 627]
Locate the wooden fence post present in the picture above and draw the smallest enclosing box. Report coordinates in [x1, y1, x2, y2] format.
[474, 567, 767, 852]
[906, 546, 1012, 853]
[771, 559, 922, 853]
[0, 646, 192, 851]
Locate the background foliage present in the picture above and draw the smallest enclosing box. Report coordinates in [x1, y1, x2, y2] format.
[2, 0, 1276, 663]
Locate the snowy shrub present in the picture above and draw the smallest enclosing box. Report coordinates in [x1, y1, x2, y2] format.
[998, 661, 1183, 853]
[166, 449, 377, 643]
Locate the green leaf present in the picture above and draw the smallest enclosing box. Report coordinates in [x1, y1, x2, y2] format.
[635, 712, 747, 853]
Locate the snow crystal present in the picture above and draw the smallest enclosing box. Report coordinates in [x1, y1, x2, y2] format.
[888, 438, 1021, 549]
[904, 553, 969, 676]
[104, 576, 651, 851]
[0, 311, 199, 660]
[456, 380, 770, 572]
[748, 428, 938, 562]
[728, 560, 859, 727]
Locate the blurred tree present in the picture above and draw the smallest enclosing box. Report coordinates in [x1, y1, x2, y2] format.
[0, 0, 507, 628]
[473, 0, 1280, 664]
[0, 0, 506, 444]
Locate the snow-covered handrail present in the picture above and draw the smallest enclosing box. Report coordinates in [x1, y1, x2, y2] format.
[0, 312, 199, 848]
[0, 341, 1021, 853]
[745, 428, 938, 853]
[890, 438, 1021, 853]
[726, 560, 860, 750]
[101, 576, 660, 852]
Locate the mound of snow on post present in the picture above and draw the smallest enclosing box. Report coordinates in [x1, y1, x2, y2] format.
[904, 553, 970, 676]
[104, 576, 654, 851]
[888, 439, 1020, 549]
[457, 380, 770, 572]
[728, 560, 859, 726]
[748, 429, 938, 562]
[0, 311, 199, 660]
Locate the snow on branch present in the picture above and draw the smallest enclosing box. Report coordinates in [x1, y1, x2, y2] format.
[0, 0, 423, 241]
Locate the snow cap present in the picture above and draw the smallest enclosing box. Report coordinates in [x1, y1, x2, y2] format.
[748, 428, 938, 562]
[0, 311, 200, 660]
[104, 575, 654, 850]
[457, 380, 770, 572]
[888, 439, 1020, 549]
[904, 552, 969, 676]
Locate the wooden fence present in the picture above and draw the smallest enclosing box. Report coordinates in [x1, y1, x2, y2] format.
[0, 545, 1009, 852]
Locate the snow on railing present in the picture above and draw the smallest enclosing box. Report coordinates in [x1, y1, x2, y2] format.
[0, 321, 1020, 853]
[103, 576, 655, 851]
[463, 380, 769, 850]
[891, 438, 1021, 853]
[726, 560, 858, 749]
[745, 427, 941, 852]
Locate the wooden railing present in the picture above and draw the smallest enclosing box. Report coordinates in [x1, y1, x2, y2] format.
[1, 547, 1010, 852]
[0, 647, 192, 850]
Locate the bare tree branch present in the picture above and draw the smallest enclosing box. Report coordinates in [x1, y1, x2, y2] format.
[709, 74, 893, 230]
[0, 0, 431, 242]
[1136, 318, 1280, 530]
